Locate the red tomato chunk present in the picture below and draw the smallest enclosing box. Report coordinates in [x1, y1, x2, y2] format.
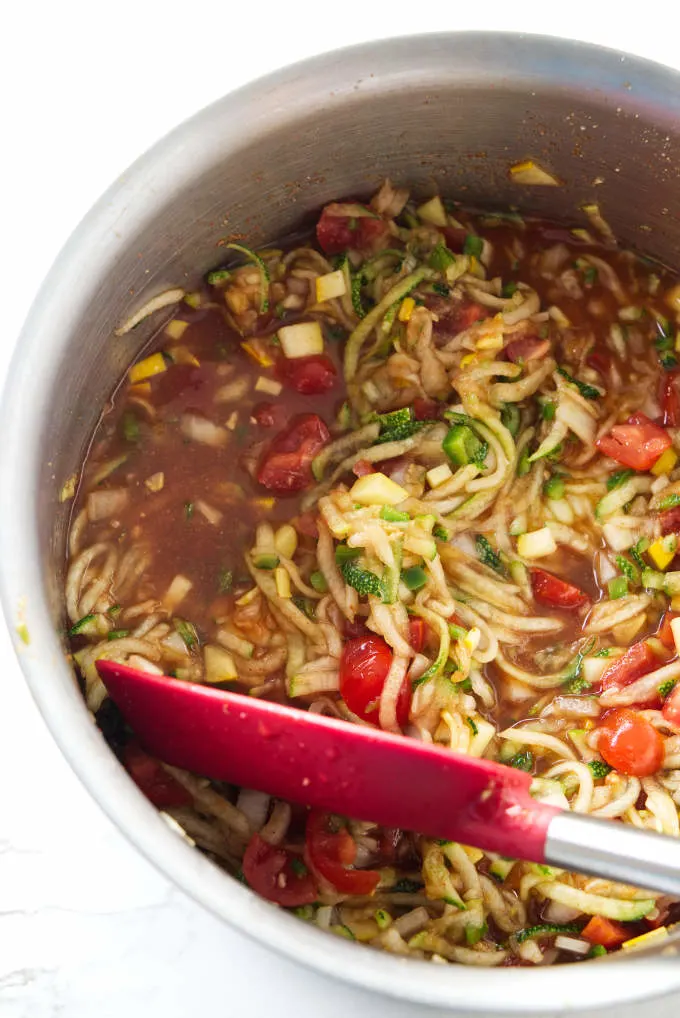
[530, 568, 589, 610]
[243, 833, 318, 907]
[595, 413, 671, 471]
[339, 634, 411, 728]
[257, 413, 330, 493]
[597, 708, 664, 776]
[305, 810, 380, 895]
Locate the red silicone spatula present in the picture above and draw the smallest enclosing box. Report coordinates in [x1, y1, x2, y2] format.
[97, 660, 680, 896]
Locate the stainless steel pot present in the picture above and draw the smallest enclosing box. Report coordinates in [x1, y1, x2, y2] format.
[3, 31, 680, 1014]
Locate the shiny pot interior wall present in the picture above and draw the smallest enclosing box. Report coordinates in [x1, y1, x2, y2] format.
[4, 33, 680, 1014]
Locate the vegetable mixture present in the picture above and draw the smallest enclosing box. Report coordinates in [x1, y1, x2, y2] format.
[65, 179, 680, 966]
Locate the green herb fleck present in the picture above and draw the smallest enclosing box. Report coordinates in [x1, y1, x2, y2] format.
[542, 401, 556, 421]
[659, 679, 677, 699]
[217, 568, 233, 594]
[466, 716, 478, 736]
[476, 535, 504, 574]
[174, 618, 199, 650]
[557, 366, 600, 400]
[432, 281, 450, 297]
[509, 751, 534, 772]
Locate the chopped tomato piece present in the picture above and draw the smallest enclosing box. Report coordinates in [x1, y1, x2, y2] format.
[657, 612, 679, 651]
[504, 337, 551, 364]
[257, 413, 330, 493]
[279, 354, 337, 395]
[305, 811, 380, 895]
[339, 634, 411, 728]
[352, 459, 376, 478]
[408, 617, 428, 654]
[243, 833, 318, 907]
[596, 413, 672, 472]
[597, 708, 665, 777]
[586, 350, 611, 376]
[662, 684, 680, 727]
[660, 505, 680, 536]
[252, 401, 287, 429]
[292, 511, 318, 539]
[598, 640, 657, 692]
[342, 616, 370, 640]
[316, 204, 390, 255]
[530, 568, 589, 610]
[413, 397, 442, 421]
[123, 744, 192, 809]
[661, 371, 680, 428]
[581, 916, 629, 949]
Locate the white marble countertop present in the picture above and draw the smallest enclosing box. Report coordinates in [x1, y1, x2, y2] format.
[2, 3, 680, 1015]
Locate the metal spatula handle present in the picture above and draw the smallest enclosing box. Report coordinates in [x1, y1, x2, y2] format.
[546, 811, 680, 897]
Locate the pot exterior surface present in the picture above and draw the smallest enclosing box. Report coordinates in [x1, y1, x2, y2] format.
[2, 32, 680, 1013]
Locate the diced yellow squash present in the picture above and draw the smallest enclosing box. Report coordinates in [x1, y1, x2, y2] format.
[144, 472, 165, 492]
[651, 447, 678, 477]
[461, 845, 484, 864]
[274, 524, 298, 559]
[128, 382, 152, 397]
[621, 926, 669, 952]
[275, 566, 291, 598]
[517, 526, 557, 559]
[129, 353, 166, 384]
[416, 196, 448, 227]
[255, 375, 282, 396]
[183, 291, 202, 308]
[476, 330, 504, 351]
[315, 269, 346, 303]
[252, 497, 275, 511]
[235, 587, 259, 606]
[426, 463, 453, 489]
[165, 319, 189, 341]
[350, 472, 409, 507]
[278, 321, 324, 359]
[241, 340, 274, 367]
[670, 616, 680, 657]
[398, 297, 416, 322]
[459, 353, 477, 368]
[169, 345, 200, 367]
[204, 645, 238, 683]
[509, 159, 560, 186]
[648, 534, 677, 571]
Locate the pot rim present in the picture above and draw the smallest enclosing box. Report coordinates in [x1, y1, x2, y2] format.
[2, 31, 680, 1012]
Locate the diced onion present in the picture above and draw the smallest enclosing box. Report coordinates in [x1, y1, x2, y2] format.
[554, 936, 591, 955]
[278, 321, 324, 359]
[86, 488, 129, 521]
[517, 527, 557, 559]
[162, 574, 193, 612]
[204, 644, 238, 683]
[180, 414, 228, 447]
